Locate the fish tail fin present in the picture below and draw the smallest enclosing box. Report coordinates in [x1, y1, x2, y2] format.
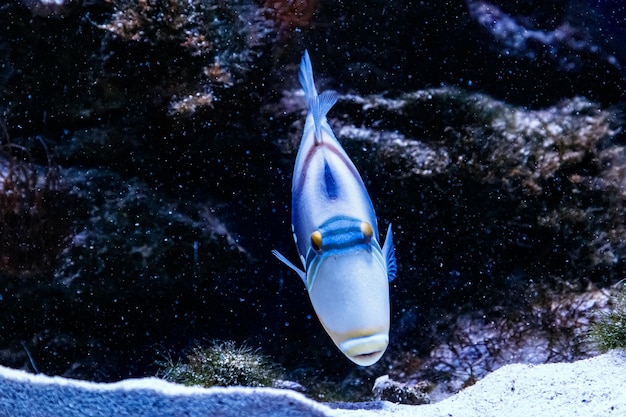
[382, 224, 397, 282]
[299, 50, 338, 143]
[299, 50, 318, 101]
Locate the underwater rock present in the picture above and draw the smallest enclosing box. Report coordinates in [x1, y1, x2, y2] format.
[302, 0, 625, 105]
[18, 0, 80, 18]
[417, 288, 613, 400]
[371, 375, 430, 405]
[277, 86, 623, 291]
[273, 379, 307, 392]
[0, 167, 250, 380]
[465, 0, 626, 104]
[0, 0, 275, 133]
[0, 148, 69, 278]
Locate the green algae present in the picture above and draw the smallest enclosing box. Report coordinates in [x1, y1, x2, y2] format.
[591, 284, 626, 352]
[158, 340, 283, 388]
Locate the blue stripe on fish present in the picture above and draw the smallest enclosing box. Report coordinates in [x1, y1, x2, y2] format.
[324, 160, 338, 199]
[305, 216, 371, 256]
[303, 215, 385, 290]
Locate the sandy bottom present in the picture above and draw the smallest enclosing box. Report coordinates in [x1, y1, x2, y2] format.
[0, 350, 624, 417]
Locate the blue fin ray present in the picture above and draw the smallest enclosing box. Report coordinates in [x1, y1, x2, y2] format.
[299, 50, 338, 143]
[382, 224, 397, 282]
[272, 249, 307, 285]
[313, 91, 338, 142]
[298, 50, 317, 101]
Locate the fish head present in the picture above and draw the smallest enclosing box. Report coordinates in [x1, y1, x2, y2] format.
[306, 240, 390, 366]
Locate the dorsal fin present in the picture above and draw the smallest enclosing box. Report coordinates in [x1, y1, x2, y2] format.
[312, 91, 338, 142]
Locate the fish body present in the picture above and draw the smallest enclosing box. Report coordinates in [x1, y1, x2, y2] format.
[273, 51, 396, 366]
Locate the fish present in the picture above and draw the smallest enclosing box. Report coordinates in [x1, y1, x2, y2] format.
[272, 50, 397, 366]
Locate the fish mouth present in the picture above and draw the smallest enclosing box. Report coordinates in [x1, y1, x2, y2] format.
[339, 334, 389, 366]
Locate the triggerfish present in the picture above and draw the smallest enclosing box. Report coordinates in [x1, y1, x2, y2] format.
[273, 50, 396, 366]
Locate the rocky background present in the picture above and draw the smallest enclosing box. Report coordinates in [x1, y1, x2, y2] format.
[0, 0, 625, 402]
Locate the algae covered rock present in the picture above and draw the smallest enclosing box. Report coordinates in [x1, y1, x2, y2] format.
[0, 0, 274, 133]
[371, 375, 431, 405]
[159, 340, 283, 388]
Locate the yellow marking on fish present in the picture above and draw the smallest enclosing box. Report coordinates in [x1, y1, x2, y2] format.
[310, 230, 323, 251]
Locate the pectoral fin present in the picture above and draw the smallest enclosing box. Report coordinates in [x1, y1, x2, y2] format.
[272, 250, 307, 285]
[382, 224, 397, 282]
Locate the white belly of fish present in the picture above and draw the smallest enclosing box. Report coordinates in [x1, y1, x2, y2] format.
[308, 250, 390, 366]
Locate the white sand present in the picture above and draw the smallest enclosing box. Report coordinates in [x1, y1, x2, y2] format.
[0, 350, 624, 417]
[333, 349, 626, 417]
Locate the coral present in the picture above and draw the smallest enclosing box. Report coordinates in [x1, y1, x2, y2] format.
[0, 164, 252, 380]
[158, 340, 282, 388]
[590, 284, 626, 352]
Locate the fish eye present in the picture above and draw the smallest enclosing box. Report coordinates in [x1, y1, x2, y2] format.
[311, 230, 323, 251]
[361, 222, 373, 242]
